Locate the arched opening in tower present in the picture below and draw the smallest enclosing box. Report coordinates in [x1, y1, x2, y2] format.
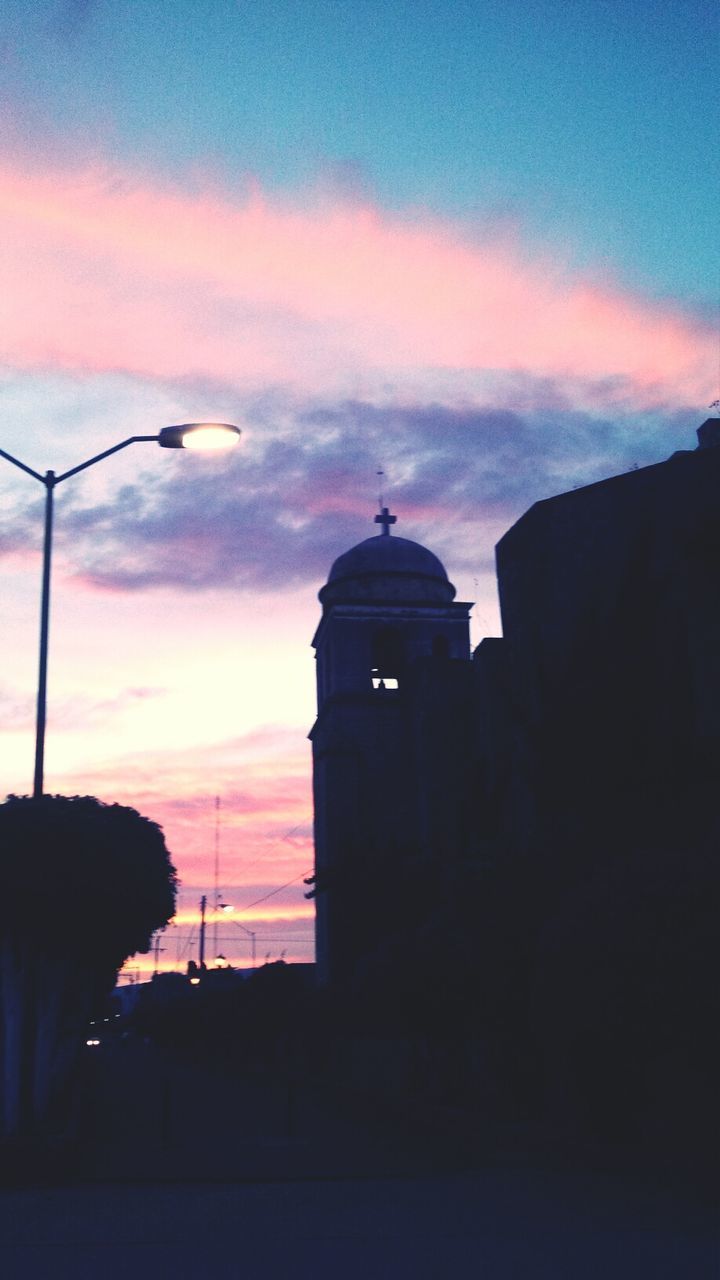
[371, 626, 404, 690]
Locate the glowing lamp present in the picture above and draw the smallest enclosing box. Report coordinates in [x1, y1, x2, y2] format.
[158, 423, 241, 450]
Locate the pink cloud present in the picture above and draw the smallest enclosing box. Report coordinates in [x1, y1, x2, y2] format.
[11, 724, 316, 973]
[0, 162, 713, 404]
[0, 684, 167, 733]
[46, 727, 314, 891]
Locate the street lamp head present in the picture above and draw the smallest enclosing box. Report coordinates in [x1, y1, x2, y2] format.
[158, 423, 241, 451]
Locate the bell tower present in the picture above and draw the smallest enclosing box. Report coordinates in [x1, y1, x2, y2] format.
[309, 511, 472, 985]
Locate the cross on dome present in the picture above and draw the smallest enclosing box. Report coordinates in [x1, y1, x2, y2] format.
[374, 506, 397, 536]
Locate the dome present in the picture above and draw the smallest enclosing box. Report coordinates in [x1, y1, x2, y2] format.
[320, 532, 456, 605]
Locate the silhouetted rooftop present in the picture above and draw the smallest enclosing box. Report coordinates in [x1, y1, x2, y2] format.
[320, 532, 456, 604]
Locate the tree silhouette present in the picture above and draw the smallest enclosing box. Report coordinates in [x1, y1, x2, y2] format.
[0, 794, 177, 1138]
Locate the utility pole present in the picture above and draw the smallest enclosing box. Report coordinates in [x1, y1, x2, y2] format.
[198, 894, 207, 970]
[153, 932, 165, 977]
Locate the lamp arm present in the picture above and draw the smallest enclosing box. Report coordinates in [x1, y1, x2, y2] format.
[0, 446, 45, 483]
[232, 921, 257, 939]
[54, 435, 159, 484]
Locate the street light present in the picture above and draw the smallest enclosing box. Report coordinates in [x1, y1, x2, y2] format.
[157, 424, 240, 451]
[0, 422, 241, 798]
[233, 919, 258, 968]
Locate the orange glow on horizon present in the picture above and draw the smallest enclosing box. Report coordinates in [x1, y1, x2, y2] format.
[169, 904, 313, 926]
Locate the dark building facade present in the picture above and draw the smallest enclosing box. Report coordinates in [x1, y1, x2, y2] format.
[310, 421, 720, 1074]
[487, 417, 720, 883]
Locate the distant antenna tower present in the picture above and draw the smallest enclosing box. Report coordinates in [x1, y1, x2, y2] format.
[213, 795, 221, 960]
[377, 468, 385, 511]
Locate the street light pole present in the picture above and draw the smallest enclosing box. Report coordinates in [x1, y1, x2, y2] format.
[35, 471, 54, 799]
[0, 423, 240, 798]
[233, 919, 257, 967]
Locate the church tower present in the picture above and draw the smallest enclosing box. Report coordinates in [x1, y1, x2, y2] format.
[310, 509, 472, 985]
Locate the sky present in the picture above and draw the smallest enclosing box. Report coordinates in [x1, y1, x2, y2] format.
[0, 0, 717, 979]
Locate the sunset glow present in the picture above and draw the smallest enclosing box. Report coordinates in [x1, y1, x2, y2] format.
[0, 0, 715, 979]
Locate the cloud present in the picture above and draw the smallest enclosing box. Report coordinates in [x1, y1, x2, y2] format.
[0, 161, 713, 404]
[0, 486, 45, 560]
[36, 722, 316, 973]
[0, 160, 710, 600]
[42, 721, 314, 873]
[0, 682, 165, 733]
[44, 717, 318, 971]
[0, 686, 34, 731]
[2, 390, 693, 597]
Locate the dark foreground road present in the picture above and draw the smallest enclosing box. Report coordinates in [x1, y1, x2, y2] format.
[1, 1038, 715, 1278]
[0, 1167, 716, 1280]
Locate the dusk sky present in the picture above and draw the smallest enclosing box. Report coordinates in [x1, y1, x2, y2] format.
[0, 0, 717, 977]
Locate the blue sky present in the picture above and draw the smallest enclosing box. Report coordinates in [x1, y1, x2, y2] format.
[3, 0, 718, 298]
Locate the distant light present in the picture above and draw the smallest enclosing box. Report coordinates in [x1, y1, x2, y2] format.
[372, 676, 399, 690]
[158, 423, 241, 451]
[189, 976, 201, 985]
[86, 1038, 101, 1047]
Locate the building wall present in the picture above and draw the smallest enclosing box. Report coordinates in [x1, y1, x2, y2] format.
[487, 436, 720, 1145]
[308, 432, 718, 1153]
[494, 444, 720, 883]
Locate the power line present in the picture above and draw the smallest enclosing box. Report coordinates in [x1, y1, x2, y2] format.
[173, 868, 313, 920]
[234, 869, 314, 915]
[212, 934, 311, 943]
[176, 924, 195, 961]
[280, 822, 311, 843]
[191, 817, 314, 893]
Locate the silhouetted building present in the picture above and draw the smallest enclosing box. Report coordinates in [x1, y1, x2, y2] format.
[310, 421, 718, 1160]
[311, 422, 720, 1003]
[485, 416, 720, 887]
[310, 507, 473, 985]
